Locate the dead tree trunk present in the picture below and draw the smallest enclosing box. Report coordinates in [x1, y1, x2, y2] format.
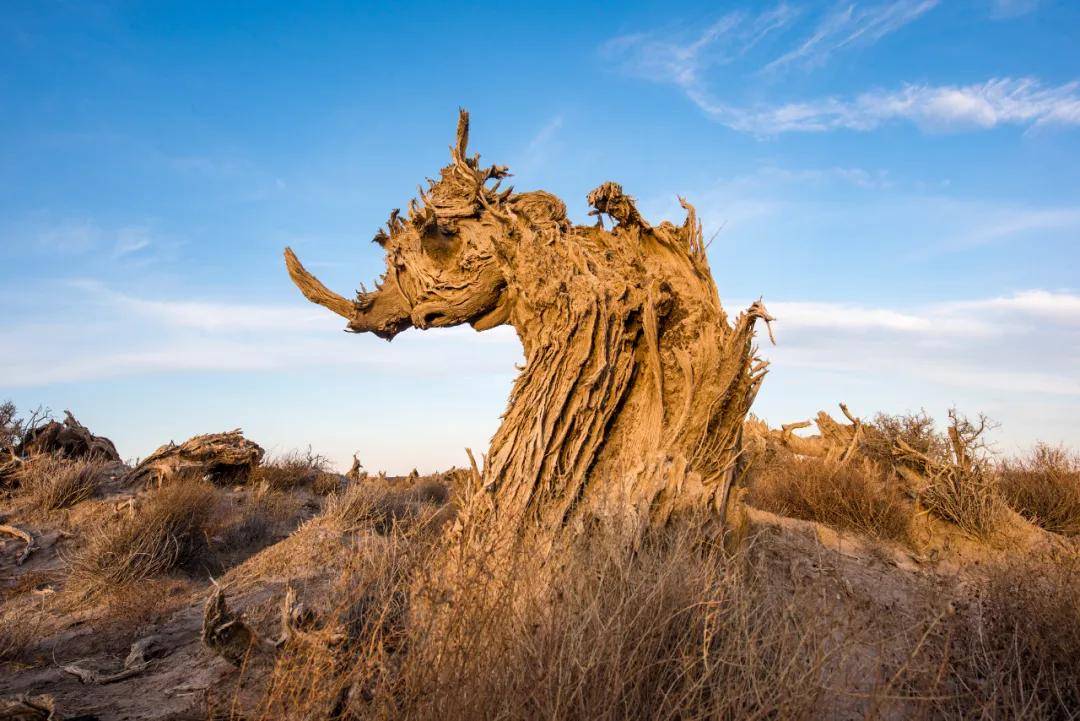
[284, 110, 772, 537]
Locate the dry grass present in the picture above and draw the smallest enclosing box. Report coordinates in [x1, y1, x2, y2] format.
[998, 444, 1080, 536]
[0, 606, 43, 665]
[67, 478, 217, 597]
[926, 553, 1080, 719]
[920, 464, 1002, 540]
[324, 477, 451, 535]
[15, 455, 107, 511]
[748, 454, 915, 544]
[252, 447, 339, 493]
[256, 520, 846, 721]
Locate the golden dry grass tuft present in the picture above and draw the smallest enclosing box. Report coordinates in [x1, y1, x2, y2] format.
[15, 455, 108, 511]
[748, 455, 915, 544]
[67, 478, 217, 597]
[919, 466, 1002, 540]
[0, 606, 42, 665]
[324, 477, 452, 535]
[252, 447, 340, 493]
[998, 444, 1080, 536]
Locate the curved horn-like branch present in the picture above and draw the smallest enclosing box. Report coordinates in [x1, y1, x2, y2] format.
[284, 247, 355, 319]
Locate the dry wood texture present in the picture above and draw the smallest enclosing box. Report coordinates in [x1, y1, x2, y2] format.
[126, 429, 264, 486]
[285, 110, 773, 534]
[15, 411, 119, 464]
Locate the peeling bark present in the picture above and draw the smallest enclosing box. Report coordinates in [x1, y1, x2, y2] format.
[285, 110, 773, 536]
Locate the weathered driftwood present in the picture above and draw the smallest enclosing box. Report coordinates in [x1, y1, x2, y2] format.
[126, 429, 264, 486]
[0, 694, 57, 721]
[285, 110, 773, 535]
[759, 403, 865, 463]
[201, 585, 257, 666]
[15, 412, 119, 464]
[58, 636, 162, 686]
[0, 523, 35, 565]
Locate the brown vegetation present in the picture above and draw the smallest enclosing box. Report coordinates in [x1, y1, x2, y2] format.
[936, 553, 1080, 718]
[67, 479, 217, 597]
[999, 444, 1080, 535]
[14, 456, 108, 512]
[748, 455, 915, 544]
[751, 406, 1010, 541]
[252, 447, 340, 493]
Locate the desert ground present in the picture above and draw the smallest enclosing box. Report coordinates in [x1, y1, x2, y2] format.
[1, 400, 1078, 721]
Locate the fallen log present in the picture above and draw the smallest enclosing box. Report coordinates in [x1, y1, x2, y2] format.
[16, 412, 119, 464]
[125, 429, 264, 486]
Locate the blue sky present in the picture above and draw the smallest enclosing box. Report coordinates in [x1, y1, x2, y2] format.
[2, 0, 1078, 471]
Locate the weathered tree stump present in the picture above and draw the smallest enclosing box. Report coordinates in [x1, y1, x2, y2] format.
[285, 110, 772, 536]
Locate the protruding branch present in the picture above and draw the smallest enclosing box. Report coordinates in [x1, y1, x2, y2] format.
[453, 108, 470, 163]
[284, 247, 356, 320]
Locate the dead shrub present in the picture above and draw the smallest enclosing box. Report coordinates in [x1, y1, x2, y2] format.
[324, 478, 451, 535]
[920, 465, 1002, 540]
[898, 409, 1003, 540]
[862, 410, 947, 467]
[748, 455, 915, 544]
[16, 456, 107, 511]
[0, 399, 20, 451]
[998, 444, 1080, 535]
[252, 447, 338, 492]
[67, 478, 216, 597]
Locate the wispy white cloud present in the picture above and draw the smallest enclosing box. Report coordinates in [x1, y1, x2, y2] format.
[603, 1, 934, 89]
[763, 0, 939, 73]
[690, 77, 1080, 134]
[943, 290, 1080, 324]
[23, 219, 167, 261]
[70, 280, 330, 332]
[0, 282, 522, 388]
[600, 4, 799, 89]
[602, 2, 1078, 136]
[949, 206, 1080, 249]
[111, 227, 152, 258]
[749, 291, 1080, 404]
